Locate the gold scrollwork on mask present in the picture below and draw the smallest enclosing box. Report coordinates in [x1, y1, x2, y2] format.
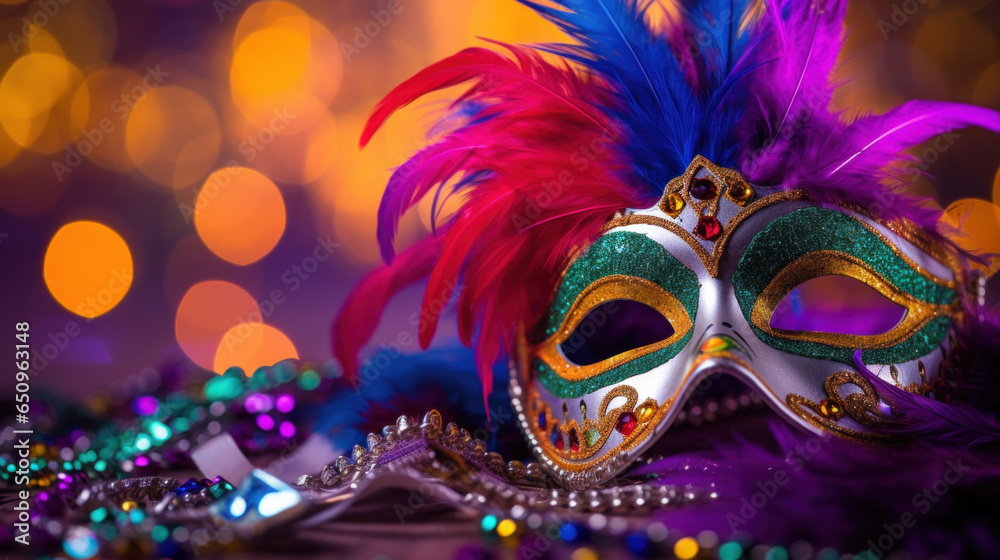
[786, 370, 903, 443]
[522, 377, 673, 470]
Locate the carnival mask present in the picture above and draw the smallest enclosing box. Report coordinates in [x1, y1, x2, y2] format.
[334, 0, 1000, 490]
[511, 156, 972, 488]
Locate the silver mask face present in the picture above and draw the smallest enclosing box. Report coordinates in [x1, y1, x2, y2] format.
[511, 156, 967, 489]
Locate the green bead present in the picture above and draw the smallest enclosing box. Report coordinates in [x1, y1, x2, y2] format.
[718, 542, 742, 560]
[204, 375, 244, 401]
[297, 370, 320, 391]
[249, 369, 269, 390]
[148, 421, 172, 442]
[208, 480, 234, 498]
[90, 507, 109, 523]
[150, 525, 170, 542]
[171, 418, 190, 432]
[273, 361, 296, 382]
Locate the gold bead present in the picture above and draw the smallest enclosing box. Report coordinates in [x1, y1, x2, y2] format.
[636, 402, 655, 421]
[819, 398, 840, 418]
[661, 192, 685, 216]
[122, 501, 139, 512]
[728, 179, 755, 204]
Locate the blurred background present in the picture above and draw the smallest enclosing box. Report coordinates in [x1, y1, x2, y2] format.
[0, 0, 998, 399]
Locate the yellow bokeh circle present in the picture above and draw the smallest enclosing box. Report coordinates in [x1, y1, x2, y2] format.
[194, 167, 286, 265]
[673, 537, 699, 560]
[43, 221, 133, 318]
[229, 2, 342, 131]
[0, 52, 83, 153]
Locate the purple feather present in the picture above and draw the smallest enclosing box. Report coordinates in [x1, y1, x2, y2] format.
[827, 101, 1000, 177]
[633, 419, 1000, 555]
[853, 350, 1000, 445]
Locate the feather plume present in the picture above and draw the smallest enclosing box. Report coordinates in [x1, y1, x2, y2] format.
[334, 0, 1000, 404]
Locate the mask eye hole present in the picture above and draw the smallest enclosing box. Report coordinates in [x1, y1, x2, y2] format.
[560, 300, 675, 366]
[769, 275, 907, 336]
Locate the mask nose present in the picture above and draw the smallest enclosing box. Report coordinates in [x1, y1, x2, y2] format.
[697, 333, 752, 362]
[680, 332, 774, 416]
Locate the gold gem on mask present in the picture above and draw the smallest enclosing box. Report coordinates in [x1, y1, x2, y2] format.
[635, 402, 655, 422]
[661, 192, 685, 217]
[727, 179, 755, 205]
[818, 398, 842, 420]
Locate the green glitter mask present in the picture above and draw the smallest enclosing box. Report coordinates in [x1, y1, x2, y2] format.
[512, 158, 968, 490]
[732, 207, 958, 365]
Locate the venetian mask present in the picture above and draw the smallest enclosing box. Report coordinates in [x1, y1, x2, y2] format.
[333, 0, 1000, 492]
[511, 156, 973, 489]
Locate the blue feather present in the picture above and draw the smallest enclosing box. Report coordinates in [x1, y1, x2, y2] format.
[518, 0, 759, 192]
[310, 346, 515, 452]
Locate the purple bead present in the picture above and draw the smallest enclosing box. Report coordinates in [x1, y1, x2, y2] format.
[133, 395, 159, 416]
[689, 179, 718, 200]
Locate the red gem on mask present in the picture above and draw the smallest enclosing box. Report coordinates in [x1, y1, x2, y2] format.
[689, 179, 718, 200]
[569, 429, 580, 452]
[615, 412, 637, 436]
[695, 215, 721, 240]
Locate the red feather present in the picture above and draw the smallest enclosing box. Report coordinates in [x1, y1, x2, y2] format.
[337, 43, 646, 396]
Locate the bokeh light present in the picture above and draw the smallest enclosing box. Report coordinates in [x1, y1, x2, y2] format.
[0, 123, 21, 170]
[125, 85, 221, 189]
[941, 198, 1000, 276]
[194, 167, 286, 266]
[175, 280, 262, 370]
[429, 0, 567, 58]
[43, 221, 133, 318]
[993, 165, 1000, 205]
[213, 323, 298, 375]
[229, 2, 343, 132]
[0, 52, 83, 153]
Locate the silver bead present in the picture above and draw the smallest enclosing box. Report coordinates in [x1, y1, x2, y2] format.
[351, 445, 366, 462]
[422, 409, 442, 429]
